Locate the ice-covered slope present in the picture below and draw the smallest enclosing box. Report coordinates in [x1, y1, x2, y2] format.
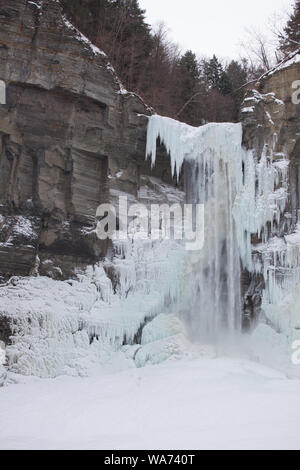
[0, 180, 187, 378]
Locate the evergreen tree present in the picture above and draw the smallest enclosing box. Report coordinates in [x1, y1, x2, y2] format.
[177, 51, 203, 125]
[203, 55, 224, 90]
[203, 55, 233, 95]
[280, 0, 300, 55]
[219, 71, 233, 95]
[226, 60, 248, 121]
[226, 60, 248, 91]
[180, 50, 200, 82]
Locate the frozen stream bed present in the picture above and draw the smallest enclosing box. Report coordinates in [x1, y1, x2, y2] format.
[1, 355, 300, 450]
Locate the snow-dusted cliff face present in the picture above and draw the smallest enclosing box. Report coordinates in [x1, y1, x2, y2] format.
[0, 0, 174, 281]
[0, 0, 185, 378]
[239, 52, 300, 369]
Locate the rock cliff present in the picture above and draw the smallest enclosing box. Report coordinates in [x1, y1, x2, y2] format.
[0, 0, 173, 281]
[241, 50, 300, 326]
[0, 0, 183, 376]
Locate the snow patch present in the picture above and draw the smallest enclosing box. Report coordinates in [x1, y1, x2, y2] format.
[141, 314, 186, 345]
[62, 16, 106, 58]
[241, 107, 255, 113]
[135, 334, 190, 368]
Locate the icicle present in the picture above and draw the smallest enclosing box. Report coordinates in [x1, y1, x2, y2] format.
[145, 114, 292, 340]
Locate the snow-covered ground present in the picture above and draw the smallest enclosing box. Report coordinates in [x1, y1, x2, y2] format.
[1, 355, 300, 450]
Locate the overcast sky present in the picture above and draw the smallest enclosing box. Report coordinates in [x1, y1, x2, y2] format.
[139, 0, 294, 60]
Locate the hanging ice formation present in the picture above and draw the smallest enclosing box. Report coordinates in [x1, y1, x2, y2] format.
[146, 115, 290, 340]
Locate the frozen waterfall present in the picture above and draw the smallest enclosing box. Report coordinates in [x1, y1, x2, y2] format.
[146, 115, 289, 340]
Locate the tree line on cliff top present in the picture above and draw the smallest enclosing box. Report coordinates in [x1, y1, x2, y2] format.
[60, 0, 300, 126]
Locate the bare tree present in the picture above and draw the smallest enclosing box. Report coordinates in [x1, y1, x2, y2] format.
[240, 27, 278, 72]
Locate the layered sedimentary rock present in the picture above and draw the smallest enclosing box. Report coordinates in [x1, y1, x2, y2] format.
[0, 0, 182, 372]
[0, 0, 173, 282]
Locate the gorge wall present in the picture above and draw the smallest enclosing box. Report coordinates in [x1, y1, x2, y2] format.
[0, 0, 173, 282]
[241, 52, 300, 326]
[0, 0, 184, 377]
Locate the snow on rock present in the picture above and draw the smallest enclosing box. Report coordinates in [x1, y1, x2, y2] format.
[253, 48, 300, 82]
[241, 107, 255, 113]
[249, 323, 300, 379]
[0, 275, 111, 377]
[141, 314, 186, 345]
[241, 90, 285, 112]
[61, 14, 129, 96]
[262, 282, 300, 335]
[0, 215, 38, 248]
[1, 276, 97, 378]
[285, 222, 300, 247]
[0, 366, 6, 387]
[0, 340, 7, 386]
[0, 234, 185, 377]
[116, 85, 129, 95]
[266, 48, 300, 76]
[135, 313, 190, 368]
[27, 1, 42, 9]
[255, 221, 300, 316]
[7, 216, 37, 244]
[138, 176, 185, 205]
[134, 334, 190, 368]
[62, 16, 106, 58]
[249, 224, 300, 377]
